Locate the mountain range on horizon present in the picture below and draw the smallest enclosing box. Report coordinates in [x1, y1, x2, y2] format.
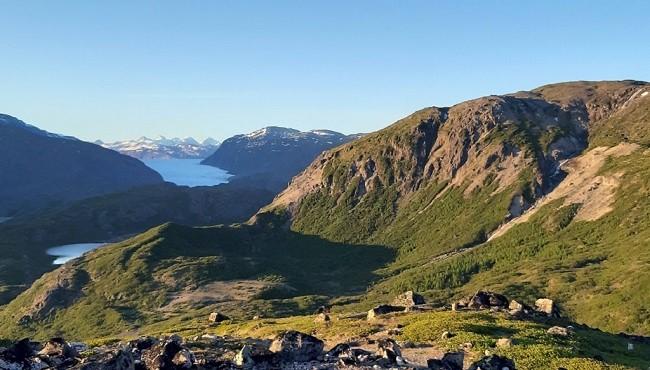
[96, 135, 221, 160]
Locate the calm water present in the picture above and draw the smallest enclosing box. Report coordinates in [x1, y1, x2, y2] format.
[46, 243, 105, 265]
[143, 159, 231, 187]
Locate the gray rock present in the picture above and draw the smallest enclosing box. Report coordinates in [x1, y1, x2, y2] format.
[269, 330, 324, 362]
[392, 291, 426, 307]
[468, 354, 516, 370]
[367, 304, 404, 320]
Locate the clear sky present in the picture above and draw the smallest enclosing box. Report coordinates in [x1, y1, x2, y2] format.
[1, 1, 649, 142]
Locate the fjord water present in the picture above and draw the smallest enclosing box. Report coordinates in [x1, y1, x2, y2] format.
[143, 159, 231, 187]
[46, 243, 105, 264]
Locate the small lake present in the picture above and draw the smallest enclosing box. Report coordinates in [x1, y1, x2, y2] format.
[46, 243, 105, 265]
[143, 159, 231, 187]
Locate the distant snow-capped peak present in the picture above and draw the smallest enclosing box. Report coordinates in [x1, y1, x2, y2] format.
[99, 135, 220, 160]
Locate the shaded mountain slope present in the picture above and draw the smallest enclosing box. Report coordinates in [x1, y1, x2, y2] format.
[0, 114, 163, 215]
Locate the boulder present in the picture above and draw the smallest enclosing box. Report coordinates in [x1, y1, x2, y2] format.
[269, 330, 324, 362]
[427, 352, 464, 370]
[496, 338, 513, 347]
[468, 354, 516, 370]
[535, 298, 560, 317]
[392, 291, 426, 307]
[324, 343, 350, 360]
[376, 339, 402, 363]
[367, 304, 404, 320]
[547, 326, 571, 337]
[467, 291, 508, 310]
[38, 338, 78, 358]
[208, 312, 230, 323]
[77, 349, 135, 370]
[141, 336, 188, 370]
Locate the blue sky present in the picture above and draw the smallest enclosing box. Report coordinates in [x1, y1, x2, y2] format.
[1, 1, 649, 141]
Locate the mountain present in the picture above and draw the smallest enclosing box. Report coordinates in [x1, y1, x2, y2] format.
[97, 136, 220, 159]
[258, 80, 650, 334]
[2, 80, 650, 345]
[201, 127, 361, 191]
[0, 114, 163, 215]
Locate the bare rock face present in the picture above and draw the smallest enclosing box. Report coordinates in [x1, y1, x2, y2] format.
[268, 330, 324, 362]
[392, 291, 426, 307]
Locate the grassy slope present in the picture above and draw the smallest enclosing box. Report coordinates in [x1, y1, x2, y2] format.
[0, 181, 275, 304]
[0, 223, 393, 340]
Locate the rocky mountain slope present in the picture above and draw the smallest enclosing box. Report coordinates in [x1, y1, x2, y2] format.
[97, 136, 220, 159]
[1, 80, 649, 347]
[257, 80, 650, 334]
[201, 127, 361, 192]
[0, 114, 164, 215]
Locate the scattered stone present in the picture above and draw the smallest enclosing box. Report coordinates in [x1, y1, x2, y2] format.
[468, 354, 516, 370]
[451, 302, 459, 311]
[367, 304, 404, 320]
[269, 330, 324, 362]
[535, 298, 560, 317]
[392, 291, 426, 307]
[547, 326, 571, 337]
[496, 338, 513, 347]
[208, 312, 230, 323]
